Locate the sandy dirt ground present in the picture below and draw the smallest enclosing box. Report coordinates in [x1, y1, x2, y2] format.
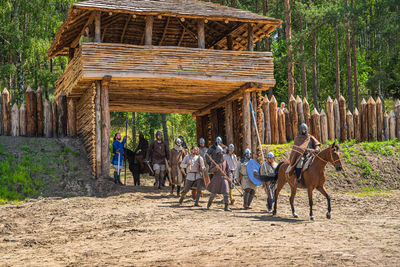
[1, 177, 399, 266]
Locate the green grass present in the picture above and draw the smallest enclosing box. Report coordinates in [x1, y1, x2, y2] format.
[262, 141, 293, 161]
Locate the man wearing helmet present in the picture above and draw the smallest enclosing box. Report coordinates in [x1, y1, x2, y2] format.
[287, 123, 320, 186]
[223, 144, 238, 205]
[179, 146, 206, 206]
[146, 131, 170, 189]
[207, 145, 232, 211]
[260, 152, 278, 212]
[206, 136, 226, 166]
[237, 148, 257, 209]
[198, 138, 208, 159]
[169, 138, 187, 196]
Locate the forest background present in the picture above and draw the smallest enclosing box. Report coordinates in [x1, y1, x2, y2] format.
[0, 0, 398, 149]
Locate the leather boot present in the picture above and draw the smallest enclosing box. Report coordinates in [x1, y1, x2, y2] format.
[194, 190, 201, 206]
[243, 191, 249, 209]
[113, 172, 118, 184]
[207, 197, 215, 210]
[170, 185, 174, 195]
[177, 186, 181, 197]
[247, 193, 255, 209]
[224, 196, 230, 211]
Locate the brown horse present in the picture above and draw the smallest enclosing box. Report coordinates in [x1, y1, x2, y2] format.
[273, 142, 343, 220]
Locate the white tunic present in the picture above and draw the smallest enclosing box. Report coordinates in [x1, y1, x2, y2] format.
[180, 155, 206, 181]
[223, 153, 238, 179]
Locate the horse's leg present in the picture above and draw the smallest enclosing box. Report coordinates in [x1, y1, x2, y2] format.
[289, 185, 298, 218]
[317, 185, 331, 219]
[272, 174, 286, 216]
[307, 187, 315, 221]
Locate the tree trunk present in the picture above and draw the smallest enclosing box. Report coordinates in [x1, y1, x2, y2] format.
[312, 26, 318, 109]
[284, 0, 295, 99]
[351, 0, 359, 109]
[299, 13, 307, 98]
[334, 2, 340, 99]
[19, 104, 26, 136]
[161, 113, 169, 146]
[263, 0, 270, 53]
[0, 94, 2, 135]
[345, 0, 353, 112]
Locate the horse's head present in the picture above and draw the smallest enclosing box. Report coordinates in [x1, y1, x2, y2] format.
[329, 142, 343, 171]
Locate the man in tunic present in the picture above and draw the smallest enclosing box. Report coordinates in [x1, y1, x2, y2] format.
[170, 138, 186, 196]
[286, 123, 320, 186]
[259, 152, 278, 212]
[198, 138, 208, 159]
[146, 131, 170, 189]
[206, 136, 226, 167]
[238, 149, 257, 209]
[112, 133, 127, 185]
[179, 146, 206, 206]
[134, 132, 149, 171]
[223, 144, 238, 205]
[79, 27, 94, 46]
[206, 146, 232, 211]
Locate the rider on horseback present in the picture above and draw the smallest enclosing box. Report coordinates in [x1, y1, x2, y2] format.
[287, 123, 320, 186]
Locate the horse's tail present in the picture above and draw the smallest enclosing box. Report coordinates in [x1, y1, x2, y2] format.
[258, 162, 285, 183]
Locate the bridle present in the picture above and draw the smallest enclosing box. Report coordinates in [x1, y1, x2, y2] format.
[313, 147, 342, 166]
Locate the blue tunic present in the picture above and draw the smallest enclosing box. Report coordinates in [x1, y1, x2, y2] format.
[112, 139, 126, 166]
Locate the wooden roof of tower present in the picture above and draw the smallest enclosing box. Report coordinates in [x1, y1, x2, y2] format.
[47, 0, 281, 58]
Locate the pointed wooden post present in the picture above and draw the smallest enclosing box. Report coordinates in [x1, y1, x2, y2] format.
[353, 108, 361, 142]
[36, 86, 44, 136]
[360, 98, 368, 141]
[269, 95, 278, 144]
[395, 100, 400, 140]
[19, 104, 26, 136]
[311, 108, 321, 142]
[333, 98, 340, 140]
[262, 98, 271, 144]
[2, 88, 11, 136]
[11, 103, 19, 137]
[25, 86, 37, 137]
[51, 100, 58, 137]
[284, 108, 293, 141]
[68, 98, 77, 137]
[339, 95, 347, 141]
[58, 93, 67, 138]
[145, 16, 154, 46]
[296, 96, 304, 126]
[302, 97, 310, 133]
[242, 91, 252, 151]
[224, 101, 233, 145]
[320, 109, 328, 143]
[346, 111, 354, 140]
[376, 97, 383, 141]
[289, 95, 298, 137]
[44, 99, 52, 138]
[367, 96, 377, 141]
[101, 76, 112, 177]
[326, 96, 335, 141]
[383, 113, 389, 141]
[278, 109, 287, 144]
[389, 111, 396, 140]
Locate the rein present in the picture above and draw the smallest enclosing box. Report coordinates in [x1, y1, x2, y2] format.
[312, 148, 342, 166]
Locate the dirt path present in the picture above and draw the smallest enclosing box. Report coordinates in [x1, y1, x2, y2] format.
[1, 177, 399, 266]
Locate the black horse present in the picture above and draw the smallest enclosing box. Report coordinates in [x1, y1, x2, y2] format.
[124, 148, 151, 186]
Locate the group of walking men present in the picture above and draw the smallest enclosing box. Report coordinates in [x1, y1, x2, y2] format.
[112, 122, 320, 212]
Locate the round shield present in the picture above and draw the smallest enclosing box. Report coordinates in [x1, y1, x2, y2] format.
[247, 159, 262, 186]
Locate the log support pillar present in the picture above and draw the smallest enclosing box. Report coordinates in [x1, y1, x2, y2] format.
[68, 98, 77, 137]
[101, 76, 112, 178]
[224, 101, 233, 146]
[145, 16, 154, 46]
[197, 19, 205, 49]
[94, 11, 101, 43]
[242, 92, 251, 153]
[95, 81, 102, 178]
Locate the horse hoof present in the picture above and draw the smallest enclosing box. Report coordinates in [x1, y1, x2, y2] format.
[326, 213, 331, 219]
[292, 213, 299, 218]
[310, 216, 315, 221]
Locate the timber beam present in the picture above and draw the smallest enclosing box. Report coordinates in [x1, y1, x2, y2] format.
[193, 82, 263, 117]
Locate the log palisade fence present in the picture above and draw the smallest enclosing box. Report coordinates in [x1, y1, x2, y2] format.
[259, 95, 400, 144]
[1, 85, 400, 174]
